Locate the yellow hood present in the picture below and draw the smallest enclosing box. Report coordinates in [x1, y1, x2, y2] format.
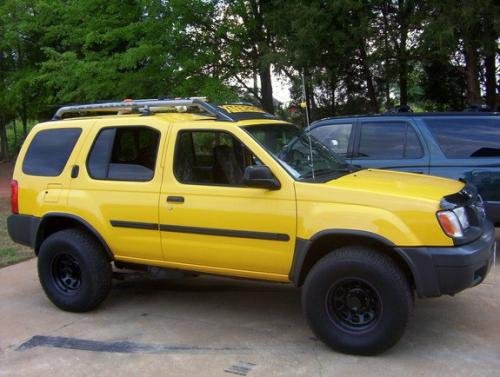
[325, 169, 464, 202]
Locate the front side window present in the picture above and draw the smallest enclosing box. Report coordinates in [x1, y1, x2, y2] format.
[244, 124, 355, 182]
[174, 130, 259, 186]
[424, 117, 500, 158]
[23, 128, 82, 176]
[310, 123, 353, 156]
[358, 122, 423, 159]
[87, 126, 160, 181]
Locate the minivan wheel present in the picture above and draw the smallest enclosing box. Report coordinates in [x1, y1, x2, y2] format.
[38, 229, 112, 312]
[302, 247, 413, 355]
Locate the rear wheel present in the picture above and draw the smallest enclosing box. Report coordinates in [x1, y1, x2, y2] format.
[302, 247, 413, 355]
[38, 229, 112, 312]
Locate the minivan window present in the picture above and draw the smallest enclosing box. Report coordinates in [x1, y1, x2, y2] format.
[424, 118, 500, 158]
[23, 128, 82, 176]
[87, 126, 160, 181]
[358, 122, 423, 159]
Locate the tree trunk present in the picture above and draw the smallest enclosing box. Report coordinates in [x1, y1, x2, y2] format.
[259, 65, 274, 114]
[0, 118, 8, 161]
[13, 119, 17, 145]
[21, 102, 28, 136]
[485, 53, 497, 111]
[329, 76, 336, 116]
[397, 0, 408, 107]
[464, 43, 481, 106]
[360, 44, 378, 112]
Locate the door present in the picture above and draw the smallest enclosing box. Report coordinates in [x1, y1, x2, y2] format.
[423, 116, 500, 223]
[352, 120, 430, 174]
[309, 122, 355, 164]
[68, 119, 167, 262]
[159, 127, 296, 280]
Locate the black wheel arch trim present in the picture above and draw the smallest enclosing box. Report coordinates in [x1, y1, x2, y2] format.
[289, 229, 417, 287]
[37, 213, 114, 260]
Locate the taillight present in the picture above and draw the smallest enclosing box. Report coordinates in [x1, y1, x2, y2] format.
[10, 180, 19, 214]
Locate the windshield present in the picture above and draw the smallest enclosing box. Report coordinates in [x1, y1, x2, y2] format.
[244, 124, 357, 182]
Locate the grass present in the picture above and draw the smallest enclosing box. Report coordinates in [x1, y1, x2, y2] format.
[0, 199, 33, 268]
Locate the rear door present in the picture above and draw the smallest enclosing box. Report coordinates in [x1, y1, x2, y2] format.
[351, 120, 430, 174]
[68, 118, 168, 262]
[422, 116, 500, 222]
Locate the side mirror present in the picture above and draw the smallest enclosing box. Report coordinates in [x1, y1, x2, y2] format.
[243, 165, 281, 190]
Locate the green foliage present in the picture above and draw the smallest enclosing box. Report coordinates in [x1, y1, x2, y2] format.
[0, 0, 498, 153]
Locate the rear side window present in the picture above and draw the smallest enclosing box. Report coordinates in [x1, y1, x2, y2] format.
[310, 123, 353, 156]
[87, 126, 160, 181]
[23, 128, 82, 176]
[358, 122, 423, 159]
[424, 118, 500, 158]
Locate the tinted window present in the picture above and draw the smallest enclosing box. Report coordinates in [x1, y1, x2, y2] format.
[310, 123, 352, 155]
[23, 128, 81, 176]
[174, 130, 258, 186]
[358, 122, 423, 159]
[424, 118, 500, 158]
[87, 126, 160, 181]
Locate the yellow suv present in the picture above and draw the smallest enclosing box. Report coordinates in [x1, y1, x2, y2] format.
[7, 98, 496, 355]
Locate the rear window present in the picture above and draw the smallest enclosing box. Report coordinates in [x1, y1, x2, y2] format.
[23, 128, 82, 176]
[424, 118, 500, 158]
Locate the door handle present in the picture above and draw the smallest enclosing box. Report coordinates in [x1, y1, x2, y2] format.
[167, 196, 185, 203]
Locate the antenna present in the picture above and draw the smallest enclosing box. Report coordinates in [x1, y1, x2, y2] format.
[301, 69, 315, 180]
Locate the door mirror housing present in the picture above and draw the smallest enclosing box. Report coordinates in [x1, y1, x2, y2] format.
[243, 165, 281, 190]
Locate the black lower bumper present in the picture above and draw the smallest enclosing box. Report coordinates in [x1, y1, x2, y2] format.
[7, 214, 40, 249]
[399, 221, 496, 297]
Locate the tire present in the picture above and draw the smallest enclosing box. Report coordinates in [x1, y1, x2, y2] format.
[38, 228, 112, 312]
[302, 247, 413, 355]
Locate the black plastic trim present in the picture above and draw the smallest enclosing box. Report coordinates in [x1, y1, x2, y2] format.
[39, 213, 114, 260]
[7, 214, 41, 248]
[399, 221, 495, 297]
[288, 229, 398, 286]
[159, 224, 290, 241]
[110, 220, 158, 230]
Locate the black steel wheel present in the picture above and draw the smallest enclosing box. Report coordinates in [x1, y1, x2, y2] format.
[302, 247, 413, 355]
[51, 253, 82, 294]
[327, 278, 381, 332]
[38, 229, 112, 312]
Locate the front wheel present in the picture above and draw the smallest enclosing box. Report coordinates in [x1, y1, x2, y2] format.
[302, 247, 413, 355]
[38, 229, 112, 312]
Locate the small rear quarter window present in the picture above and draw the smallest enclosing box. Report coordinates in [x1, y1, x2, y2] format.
[23, 128, 82, 176]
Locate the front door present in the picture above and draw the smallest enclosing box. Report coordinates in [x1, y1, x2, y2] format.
[159, 126, 296, 281]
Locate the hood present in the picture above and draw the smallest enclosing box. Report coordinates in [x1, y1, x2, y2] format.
[325, 169, 464, 202]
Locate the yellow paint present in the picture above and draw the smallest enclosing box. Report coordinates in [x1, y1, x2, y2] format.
[13, 109, 463, 283]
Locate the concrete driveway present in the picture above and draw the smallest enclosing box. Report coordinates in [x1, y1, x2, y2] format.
[1, 258, 499, 377]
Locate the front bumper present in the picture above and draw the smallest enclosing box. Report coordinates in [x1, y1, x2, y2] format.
[399, 221, 496, 297]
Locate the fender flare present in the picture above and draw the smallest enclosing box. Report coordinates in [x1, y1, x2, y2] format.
[36, 213, 114, 260]
[289, 229, 416, 286]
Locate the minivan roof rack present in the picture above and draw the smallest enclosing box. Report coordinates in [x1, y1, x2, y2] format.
[52, 98, 235, 122]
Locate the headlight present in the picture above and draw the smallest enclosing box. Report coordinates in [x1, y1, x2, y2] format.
[437, 211, 463, 238]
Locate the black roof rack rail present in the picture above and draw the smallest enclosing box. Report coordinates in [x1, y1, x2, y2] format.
[52, 98, 235, 122]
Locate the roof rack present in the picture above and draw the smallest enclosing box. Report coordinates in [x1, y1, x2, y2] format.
[52, 98, 235, 122]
